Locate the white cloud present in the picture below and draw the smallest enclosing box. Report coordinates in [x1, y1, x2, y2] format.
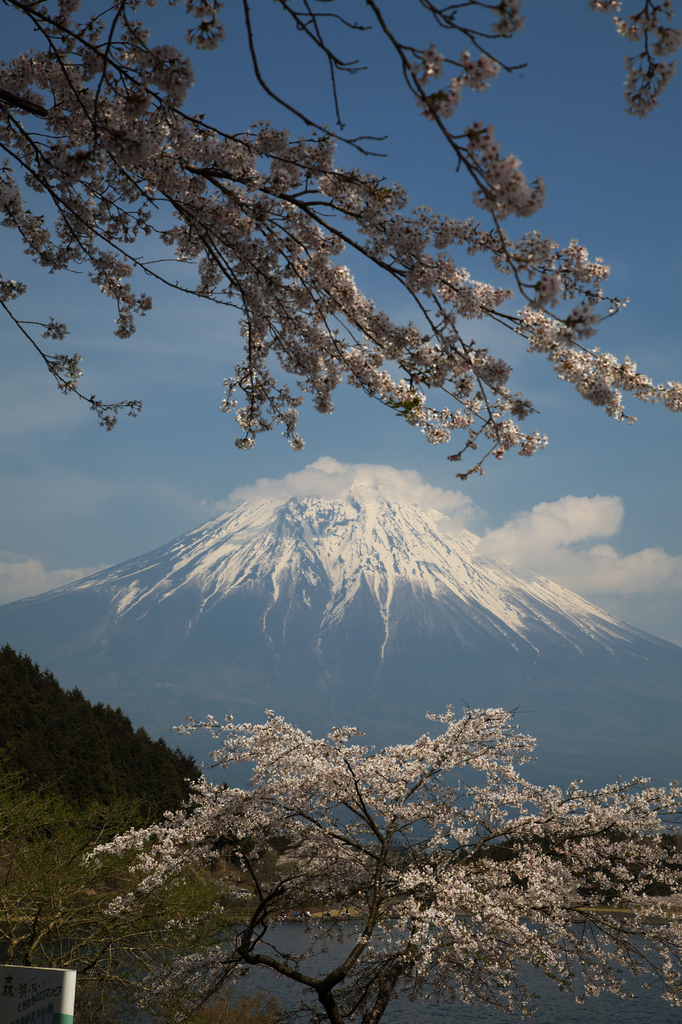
[223, 457, 477, 521]
[476, 495, 682, 597]
[0, 555, 110, 605]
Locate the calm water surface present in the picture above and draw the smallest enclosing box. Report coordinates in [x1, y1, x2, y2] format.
[241, 923, 679, 1024]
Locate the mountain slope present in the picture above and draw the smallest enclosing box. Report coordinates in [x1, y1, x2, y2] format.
[1, 497, 680, 785]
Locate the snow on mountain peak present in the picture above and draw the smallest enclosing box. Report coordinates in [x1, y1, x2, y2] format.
[69, 494, 630, 654]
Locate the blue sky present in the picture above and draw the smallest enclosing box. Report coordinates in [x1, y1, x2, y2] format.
[1, 0, 681, 644]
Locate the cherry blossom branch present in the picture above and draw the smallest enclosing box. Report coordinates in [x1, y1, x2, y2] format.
[241, 0, 384, 154]
[0, 0, 680, 475]
[589, 0, 682, 115]
[0, 292, 142, 428]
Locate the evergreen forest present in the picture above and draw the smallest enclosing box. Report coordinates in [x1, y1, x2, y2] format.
[0, 643, 200, 817]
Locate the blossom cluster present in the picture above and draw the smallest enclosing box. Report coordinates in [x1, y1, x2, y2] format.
[414, 48, 501, 120]
[589, 0, 682, 114]
[94, 706, 682, 1022]
[491, 1, 526, 37]
[465, 122, 546, 221]
[184, 0, 226, 51]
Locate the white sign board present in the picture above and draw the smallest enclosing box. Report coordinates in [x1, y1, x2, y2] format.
[0, 966, 76, 1024]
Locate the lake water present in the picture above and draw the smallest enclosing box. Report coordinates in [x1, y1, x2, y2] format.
[238, 922, 680, 1024]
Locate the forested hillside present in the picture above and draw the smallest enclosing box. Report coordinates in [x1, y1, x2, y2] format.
[0, 644, 200, 816]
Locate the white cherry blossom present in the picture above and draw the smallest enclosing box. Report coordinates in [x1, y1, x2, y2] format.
[95, 706, 682, 1022]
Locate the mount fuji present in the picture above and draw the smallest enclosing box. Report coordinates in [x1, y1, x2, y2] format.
[1, 496, 680, 784]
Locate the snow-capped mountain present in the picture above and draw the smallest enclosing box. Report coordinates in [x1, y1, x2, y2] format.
[1, 496, 680, 785]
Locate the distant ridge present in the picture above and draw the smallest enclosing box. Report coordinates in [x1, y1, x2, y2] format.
[1, 496, 680, 785]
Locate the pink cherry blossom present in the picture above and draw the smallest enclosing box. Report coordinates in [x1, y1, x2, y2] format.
[0, 1, 679, 466]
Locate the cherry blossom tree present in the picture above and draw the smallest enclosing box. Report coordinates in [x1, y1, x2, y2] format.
[97, 707, 682, 1022]
[1, 1, 681, 475]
